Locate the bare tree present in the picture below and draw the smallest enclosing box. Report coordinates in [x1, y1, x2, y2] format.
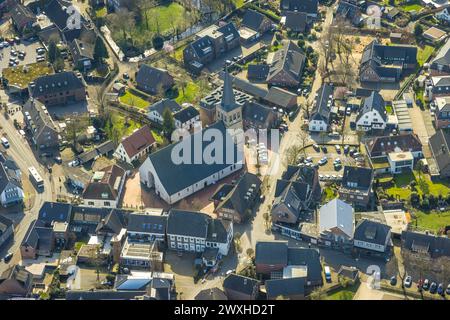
[107, 8, 135, 40]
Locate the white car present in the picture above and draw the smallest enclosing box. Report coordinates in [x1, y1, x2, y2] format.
[306, 156, 313, 162]
[68, 159, 80, 167]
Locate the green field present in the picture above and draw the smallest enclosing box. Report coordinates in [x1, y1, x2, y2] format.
[401, 4, 423, 12]
[413, 210, 450, 233]
[386, 171, 450, 200]
[119, 90, 149, 109]
[326, 283, 359, 300]
[111, 113, 141, 136]
[417, 45, 434, 67]
[142, 3, 189, 34]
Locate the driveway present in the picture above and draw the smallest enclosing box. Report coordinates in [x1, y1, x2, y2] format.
[408, 103, 435, 158]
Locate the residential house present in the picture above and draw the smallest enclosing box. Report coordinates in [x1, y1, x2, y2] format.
[173, 105, 200, 130]
[365, 134, 423, 174]
[0, 161, 24, 207]
[223, 274, 260, 300]
[29, 71, 86, 106]
[68, 36, 96, 72]
[38, 202, 72, 226]
[139, 121, 243, 205]
[255, 241, 288, 275]
[308, 84, 334, 132]
[280, 0, 319, 21]
[114, 125, 156, 164]
[266, 41, 306, 88]
[359, 40, 417, 83]
[247, 64, 270, 81]
[20, 220, 54, 259]
[435, 6, 450, 23]
[0, 265, 33, 297]
[335, 0, 363, 26]
[353, 219, 392, 258]
[422, 27, 447, 43]
[0, 215, 14, 249]
[339, 166, 374, 208]
[428, 129, 450, 178]
[183, 22, 240, 72]
[425, 76, 450, 100]
[242, 101, 279, 130]
[23, 99, 60, 149]
[77, 140, 115, 165]
[212, 172, 261, 223]
[135, 65, 174, 95]
[355, 91, 387, 131]
[263, 86, 298, 110]
[195, 288, 228, 300]
[283, 11, 308, 32]
[10, 3, 36, 34]
[430, 36, 450, 74]
[434, 96, 450, 129]
[265, 277, 305, 300]
[319, 199, 354, 248]
[385, 7, 400, 20]
[147, 99, 182, 124]
[0, 153, 21, 180]
[166, 209, 233, 261]
[82, 165, 127, 208]
[401, 230, 450, 260]
[239, 9, 272, 43]
[271, 165, 321, 224]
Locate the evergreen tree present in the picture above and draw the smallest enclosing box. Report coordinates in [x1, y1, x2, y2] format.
[94, 36, 109, 63]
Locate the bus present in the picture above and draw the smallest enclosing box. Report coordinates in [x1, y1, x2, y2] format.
[28, 166, 44, 189]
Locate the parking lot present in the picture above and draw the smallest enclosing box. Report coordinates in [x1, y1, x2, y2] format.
[0, 38, 44, 70]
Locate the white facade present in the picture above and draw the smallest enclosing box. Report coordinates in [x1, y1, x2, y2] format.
[148, 109, 164, 124]
[308, 119, 328, 132]
[0, 183, 24, 207]
[114, 142, 152, 165]
[387, 152, 414, 174]
[175, 115, 200, 130]
[82, 172, 127, 209]
[356, 110, 387, 131]
[436, 8, 450, 22]
[353, 231, 390, 253]
[139, 157, 243, 205]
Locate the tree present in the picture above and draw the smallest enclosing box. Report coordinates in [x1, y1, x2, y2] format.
[94, 36, 109, 63]
[47, 39, 61, 64]
[246, 248, 255, 258]
[309, 287, 326, 300]
[414, 24, 423, 38]
[107, 8, 135, 40]
[162, 108, 175, 138]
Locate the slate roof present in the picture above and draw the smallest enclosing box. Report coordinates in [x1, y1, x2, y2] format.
[431, 38, 450, 67]
[82, 165, 125, 201]
[401, 230, 450, 259]
[280, 0, 318, 15]
[21, 219, 53, 252]
[195, 287, 228, 300]
[44, 0, 85, 31]
[119, 125, 155, 159]
[0, 265, 33, 293]
[341, 166, 374, 192]
[432, 76, 450, 88]
[319, 198, 354, 238]
[144, 121, 241, 196]
[361, 40, 417, 66]
[242, 9, 268, 32]
[429, 129, 450, 175]
[95, 209, 126, 234]
[284, 11, 307, 32]
[135, 65, 173, 93]
[242, 101, 277, 128]
[267, 41, 306, 82]
[264, 86, 297, 109]
[255, 241, 288, 265]
[217, 22, 240, 43]
[356, 91, 387, 123]
[215, 172, 261, 218]
[78, 140, 115, 164]
[365, 133, 422, 158]
[310, 84, 333, 122]
[220, 69, 240, 112]
[29, 71, 85, 98]
[354, 219, 391, 246]
[247, 64, 270, 80]
[166, 209, 209, 239]
[127, 212, 167, 235]
[10, 3, 36, 27]
[173, 106, 199, 123]
[287, 247, 322, 283]
[38, 201, 72, 225]
[189, 36, 214, 58]
[223, 274, 259, 296]
[68, 38, 95, 62]
[148, 99, 182, 116]
[0, 215, 13, 236]
[206, 219, 230, 243]
[266, 277, 305, 299]
[0, 162, 21, 197]
[336, 0, 362, 26]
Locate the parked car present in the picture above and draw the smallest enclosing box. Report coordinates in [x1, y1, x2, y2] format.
[4, 252, 13, 262]
[446, 284, 450, 295]
[335, 145, 341, 153]
[437, 283, 444, 296]
[390, 276, 397, 286]
[68, 159, 80, 167]
[345, 107, 352, 116]
[313, 144, 320, 151]
[321, 146, 328, 153]
[306, 156, 313, 163]
[54, 156, 62, 164]
[324, 266, 331, 282]
[404, 276, 412, 288]
[422, 279, 430, 291]
[429, 282, 437, 294]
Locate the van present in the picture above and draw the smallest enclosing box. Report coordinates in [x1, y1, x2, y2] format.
[324, 266, 332, 282]
[1, 137, 10, 148]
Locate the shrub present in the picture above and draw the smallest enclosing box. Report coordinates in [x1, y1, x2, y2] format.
[152, 35, 164, 50]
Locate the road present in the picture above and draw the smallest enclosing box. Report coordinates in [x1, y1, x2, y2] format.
[0, 93, 53, 274]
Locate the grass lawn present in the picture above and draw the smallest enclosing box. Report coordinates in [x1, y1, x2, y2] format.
[326, 283, 360, 300]
[386, 171, 450, 200]
[95, 6, 107, 18]
[119, 90, 149, 109]
[385, 105, 394, 115]
[322, 186, 338, 203]
[233, 0, 245, 8]
[417, 45, 434, 67]
[151, 129, 164, 145]
[2, 62, 54, 89]
[413, 210, 450, 233]
[401, 4, 423, 12]
[142, 3, 193, 35]
[175, 80, 209, 104]
[111, 113, 141, 136]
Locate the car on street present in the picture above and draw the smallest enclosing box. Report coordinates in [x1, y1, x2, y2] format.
[390, 276, 397, 286]
[422, 279, 429, 291]
[318, 157, 328, 166]
[324, 266, 332, 282]
[346, 107, 352, 116]
[3, 252, 13, 263]
[225, 269, 235, 276]
[404, 276, 412, 288]
[68, 159, 80, 167]
[429, 282, 437, 294]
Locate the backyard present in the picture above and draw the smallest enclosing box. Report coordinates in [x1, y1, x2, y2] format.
[119, 89, 150, 109]
[326, 283, 360, 300]
[412, 210, 450, 233]
[417, 45, 434, 67]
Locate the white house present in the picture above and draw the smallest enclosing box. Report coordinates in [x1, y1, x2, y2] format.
[308, 84, 333, 132]
[353, 219, 391, 254]
[387, 151, 414, 174]
[139, 121, 244, 205]
[114, 125, 156, 164]
[319, 198, 354, 245]
[82, 165, 127, 208]
[173, 105, 200, 130]
[0, 162, 24, 207]
[355, 91, 387, 131]
[166, 209, 233, 256]
[147, 99, 182, 124]
[436, 7, 450, 22]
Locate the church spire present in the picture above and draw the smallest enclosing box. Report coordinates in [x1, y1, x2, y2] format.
[221, 66, 237, 112]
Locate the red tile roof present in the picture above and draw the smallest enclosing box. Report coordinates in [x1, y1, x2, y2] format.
[120, 125, 156, 159]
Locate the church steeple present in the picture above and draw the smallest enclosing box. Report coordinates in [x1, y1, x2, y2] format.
[221, 67, 238, 112]
[216, 66, 243, 131]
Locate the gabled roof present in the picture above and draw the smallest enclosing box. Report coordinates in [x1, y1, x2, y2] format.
[242, 101, 277, 127]
[0, 215, 13, 235]
[429, 129, 450, 174]
[280, 0, 318, 15]
[30, 71, 85, 98]
[188, 36, 214, 58]
[284, 11, 307, 32]
[127, 212, 167, 235]
[354, 219, 391, 245]
[217, 22, 240, 43]
[356, 91, 387, 123]
[365, 133, 422, 157]
[195, 287, 228, 300]
[341, 166, 374, 192]
[0, 162, 21, 195]
[21, 219, 53, 252]
[10, 3, 36, 27]
[310, 84, 333, 122]
[247, 64, 270, 80]
[241, 9, 269, 32]
[78, 140, 115, 164]
[143, 121, 241, 196]
[267, 41, 306, 82]
[255, 241, 288, 265]
[95, 209, 126, 234]
[223, 273, 259, 296]
[119, 125, 156, 159]
[44, 0, 85, 31]
[264, 86, 297, 108]
[431, 75, 450, 87]
[266, 277, 305, 299]
[401, 230, 450, 258]
[173, 106, 199, 123]
[166, 209, 209, 238]
[319, 198, 354, 238]
[135, 65, 173, 92]
[0, 265, 33, 293]
[148, 99, 182, 116]
[82, 165, 125, 201]
[287, 247, 322, 283]
[38, 202, 72, 225]
[431, 38, 450, 67]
